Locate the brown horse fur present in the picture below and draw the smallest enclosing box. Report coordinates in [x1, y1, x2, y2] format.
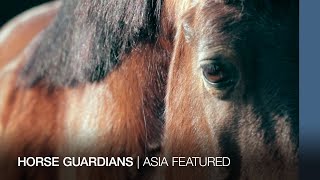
[162, 0, 298, 179]
[0, 1, 60, 69]
[0, 0, 299, 179]
[0, 0, 174, 179]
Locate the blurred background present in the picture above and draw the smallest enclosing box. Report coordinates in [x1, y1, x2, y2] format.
[0, 0, 52, 27]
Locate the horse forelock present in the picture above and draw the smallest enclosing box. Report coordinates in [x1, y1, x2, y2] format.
[20, 0, 164, 87]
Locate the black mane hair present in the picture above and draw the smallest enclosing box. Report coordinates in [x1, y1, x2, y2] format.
[21, 0, 163, 86]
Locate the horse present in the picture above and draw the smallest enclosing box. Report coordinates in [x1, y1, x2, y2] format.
[0, 0, 174, 179]
[0, 0, 299, 180]
[162, 0, 298, 179]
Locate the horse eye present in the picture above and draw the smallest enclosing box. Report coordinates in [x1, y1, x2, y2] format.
[200, 61, 238, 89]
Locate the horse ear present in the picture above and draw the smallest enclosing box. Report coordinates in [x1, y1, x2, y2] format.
[181, 8, 196, 43]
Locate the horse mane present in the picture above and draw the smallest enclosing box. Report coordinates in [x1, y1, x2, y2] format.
[21, 0, 163, 86]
